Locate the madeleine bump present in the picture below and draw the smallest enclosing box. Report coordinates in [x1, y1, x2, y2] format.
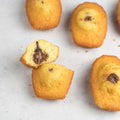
[71, 2, 107, 48]
[32, 64, 74, 99]
[91, 55, 120, 111]
[20, 40, 59, 68]
[25, 0, 62, 30]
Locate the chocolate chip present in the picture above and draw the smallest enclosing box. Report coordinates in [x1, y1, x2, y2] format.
[41, 1, 44, 4]
[49, 68, 53, 72]
[84, 16, 92, 21]
[107, 73, 119, 83]
[33, 41, 48, 64]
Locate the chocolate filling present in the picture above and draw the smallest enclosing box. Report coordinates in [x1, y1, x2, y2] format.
[84, 16, 92, 21]
[107, 73, 119, 83]
[41, 1, 44, 4]
[49, 68, 53, 72]
[33, 41, 48, 64]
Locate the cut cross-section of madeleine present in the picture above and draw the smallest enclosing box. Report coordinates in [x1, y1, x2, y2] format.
[20, 40, 59, 68]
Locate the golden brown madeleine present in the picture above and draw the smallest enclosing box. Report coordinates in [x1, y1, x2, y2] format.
[32, 64, 74, 99]
[26, 0, 62, 30]
[71, 2, 107, 48]
[91, 55, 120, 111]
[20, 40, 59, 68]
[117, 0, 120, 24]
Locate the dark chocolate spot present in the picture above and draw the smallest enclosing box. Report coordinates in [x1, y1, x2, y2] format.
[49, 68, 53, 72]
[41, 1, 44, 4]
[33, 41, 48, 64]
[84, 16, 92, 21]
[107, 73, 119, 83]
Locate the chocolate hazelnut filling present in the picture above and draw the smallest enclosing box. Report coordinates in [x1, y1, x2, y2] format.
[41, 1, 44, 4]
[107, 73, 119, 83]
[33, 41, 48, 64]
[49, 68, 53, 72]
[84, 16, 92, 21]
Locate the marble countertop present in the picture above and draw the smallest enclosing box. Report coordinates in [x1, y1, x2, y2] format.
[0, 0, 120, 120]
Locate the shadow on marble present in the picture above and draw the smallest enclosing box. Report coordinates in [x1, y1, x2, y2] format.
[79, 65, 98, 110]
[111, 2, 120, 35]
[62, 11, 78, 49]
[19, 0, 34, 31]
[63, 11, 72, 31]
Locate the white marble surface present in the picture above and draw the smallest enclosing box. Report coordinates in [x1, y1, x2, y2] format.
[0, 0, 120, 120]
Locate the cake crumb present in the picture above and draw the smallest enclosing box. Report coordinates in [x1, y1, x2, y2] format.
[113, 39, 116, 42]
[6, 111, 8, 112]
[85, 50, 88, 53]
[118, 45, 120, 47]
[64, 101, 65, 103]
[77, 51, 80, 53]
